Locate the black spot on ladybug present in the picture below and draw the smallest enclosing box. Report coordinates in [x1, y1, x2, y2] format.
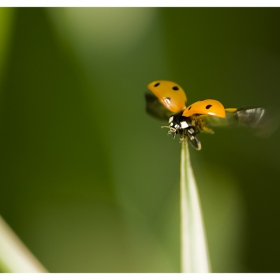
[154, 82, 160, 87]
[166, 97, 171, 101]
[206, 104, 212, 109]
[172, 86, 179, 91]
[188, 106, 192, 110]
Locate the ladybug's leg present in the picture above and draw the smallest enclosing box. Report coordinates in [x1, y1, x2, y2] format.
[179, 129, 188, 142]
[196, 116, 214, 134]
[201, 125, 214, 134]
[179, 133, 185, 142]
[161, 125, 178, 139]
[188, 136, 201, 150]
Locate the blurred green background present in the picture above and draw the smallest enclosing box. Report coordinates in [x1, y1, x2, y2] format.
[0, 7, 280, 272]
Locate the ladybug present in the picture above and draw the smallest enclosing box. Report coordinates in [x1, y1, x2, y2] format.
[145, 80, 265, 150]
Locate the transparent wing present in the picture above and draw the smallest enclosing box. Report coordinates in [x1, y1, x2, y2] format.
[202, 107, 280, 137]
[145, 92, 173, 121]
[203, 107, 265, 128]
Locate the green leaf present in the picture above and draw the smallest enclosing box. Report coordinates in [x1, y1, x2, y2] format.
[0, 216, 47, 273]
[180, 140, 211, 272]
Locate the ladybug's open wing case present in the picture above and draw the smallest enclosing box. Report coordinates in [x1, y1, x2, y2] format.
[145, 92, 174, 121]
[203, 107, 266, 129]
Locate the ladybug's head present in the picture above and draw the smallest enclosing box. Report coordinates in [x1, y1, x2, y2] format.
[161, 114, 191, 138]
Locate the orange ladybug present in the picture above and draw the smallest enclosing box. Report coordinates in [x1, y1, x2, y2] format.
[145, 80, 265, 150]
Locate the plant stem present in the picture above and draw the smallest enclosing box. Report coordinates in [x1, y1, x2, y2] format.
[180, 140, 211, 272]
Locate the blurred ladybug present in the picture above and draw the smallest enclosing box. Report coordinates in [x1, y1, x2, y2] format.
[145, 80, 266, 150]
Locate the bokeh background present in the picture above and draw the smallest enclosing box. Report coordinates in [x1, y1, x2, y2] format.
[0, 7, 280, 272]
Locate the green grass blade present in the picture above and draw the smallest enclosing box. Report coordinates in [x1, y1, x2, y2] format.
[180, 141, 211, 272]
[0, 215, 47, 273]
